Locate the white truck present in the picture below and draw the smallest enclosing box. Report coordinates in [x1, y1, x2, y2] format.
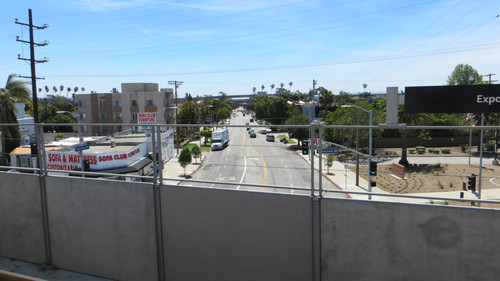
[211, 128, 229, 151]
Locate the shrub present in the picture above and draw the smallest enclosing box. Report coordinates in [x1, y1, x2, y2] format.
[441, 148, 451, 154]
[416, 146, 426, 154]
[409, 148, 416, 154]
[484, 141, 496, 152]
[460, 144, 467, 152]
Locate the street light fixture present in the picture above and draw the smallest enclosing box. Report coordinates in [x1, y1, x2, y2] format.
[341, 105, 373, 199]
[56, 111, 85, 177]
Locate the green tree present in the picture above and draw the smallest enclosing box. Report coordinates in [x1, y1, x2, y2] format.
[178, 147, 192, 176]
[178, 100, 198, 137]
[191, 144, 201, 163]
[447, 64, 482, 85]
[0, 74, 31, 164]
[201, 127, 212, 145]
[398, 105, 430, 167]
[285, 109, 309, 145]
[326, 154, 335, 175]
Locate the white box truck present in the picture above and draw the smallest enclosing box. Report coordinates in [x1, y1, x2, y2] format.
[211, 128, 229, 151]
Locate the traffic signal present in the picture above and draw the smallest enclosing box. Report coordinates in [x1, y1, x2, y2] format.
[302, 141, 309, 155]
[30, 143, 38, 156]
[369, 161, 377, 176]
[467, 174, 476, 192]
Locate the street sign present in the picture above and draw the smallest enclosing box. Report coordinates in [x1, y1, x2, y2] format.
[313, 138, 319, 147]
[75, 145, 90, 152]
[318, 148, 339, 154]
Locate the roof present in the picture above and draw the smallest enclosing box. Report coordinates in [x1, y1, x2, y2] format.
[9, 146, 61, 155]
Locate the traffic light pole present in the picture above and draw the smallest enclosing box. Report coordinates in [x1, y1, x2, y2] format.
[368, 110, 373, 199]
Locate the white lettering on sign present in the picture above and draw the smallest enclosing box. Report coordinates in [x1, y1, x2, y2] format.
[477, 95, 500, 105]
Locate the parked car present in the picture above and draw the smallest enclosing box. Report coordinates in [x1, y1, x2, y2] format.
[250, 132, 257, 138]
[250, 118, 254, 122]
[266, 135, 275, 142]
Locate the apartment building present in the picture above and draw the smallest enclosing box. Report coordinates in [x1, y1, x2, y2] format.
[76, 83, 175, 136]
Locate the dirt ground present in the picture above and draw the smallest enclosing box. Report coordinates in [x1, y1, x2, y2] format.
[354, 147, 500, 194]
[353, 147, 500, 208]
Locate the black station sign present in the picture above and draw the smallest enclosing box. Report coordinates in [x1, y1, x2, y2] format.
[405, 84, 500, 113]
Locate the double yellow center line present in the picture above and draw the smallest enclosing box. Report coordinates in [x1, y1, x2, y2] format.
[241, 134, 267, 187]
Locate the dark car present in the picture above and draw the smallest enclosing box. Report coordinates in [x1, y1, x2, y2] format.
[266, 135, 275, 142]
[260, 129, 267, 134]
[250, 132, 257, 138]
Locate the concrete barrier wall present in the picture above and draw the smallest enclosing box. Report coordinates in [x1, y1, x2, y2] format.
[45, 177, 158, 281]
[0, 173, 45, 264]
[321, 199, 500, 281]
[162, 186, 313, 281]
[2, 173, 500, 281]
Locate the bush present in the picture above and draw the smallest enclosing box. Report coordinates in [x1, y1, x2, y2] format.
[441, 148, 451, 154]
[409, 148, 416, 154]
[460, 144, 467, 152]
[416, 146, 426, 154]
[484, 141, 496, 152]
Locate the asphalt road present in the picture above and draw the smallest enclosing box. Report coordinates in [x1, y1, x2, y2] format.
[181, 110, 347, 198]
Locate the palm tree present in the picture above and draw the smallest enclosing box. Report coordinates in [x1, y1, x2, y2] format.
[261, 85, 265, 91]
[252, 87, 256, 94]
[289, 82, 293, 90]
[0, 74, 31, 164]
[59, 85, 64, 92]
[270, 84, 275, 94]
[53, 86, 58, 93]
[398, 105, 429, 167]
[280, 82, 284, 89]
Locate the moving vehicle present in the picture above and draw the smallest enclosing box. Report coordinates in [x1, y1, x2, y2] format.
[260, 129, 268, 134]
[211, 128, 229, 151]
[266, 135, 275, 142]
[248, 129, 254, 135]
[250, 132, 257, 138]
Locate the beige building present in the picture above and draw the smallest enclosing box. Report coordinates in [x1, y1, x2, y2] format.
[76, 83, 175, 136]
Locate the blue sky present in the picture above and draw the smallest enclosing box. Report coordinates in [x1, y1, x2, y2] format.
[1, 0, 499, 98]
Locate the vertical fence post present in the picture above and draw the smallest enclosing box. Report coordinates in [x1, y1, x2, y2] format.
[36, 124, 52, 265]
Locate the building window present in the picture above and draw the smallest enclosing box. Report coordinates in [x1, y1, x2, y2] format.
[82, 125, 88, 132]
[101, 126, 108, 133]
[115, 113, 122, 120]
[78, 100, 86, 108]
[116, 125, 122, 132]
[100, 100, 106, 107]
[115, 100, 122, 107]
[100, 113, 106, 120]
[146, 99, 154, 106]
[131, 100, 138, 106]
[80, 113, 87, 120]
[131, 112, 138, 120]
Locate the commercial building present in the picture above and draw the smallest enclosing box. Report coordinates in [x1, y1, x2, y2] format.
[75, 83, 175, 136]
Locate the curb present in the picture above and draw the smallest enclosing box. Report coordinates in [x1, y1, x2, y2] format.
[296, 151, 352, 199]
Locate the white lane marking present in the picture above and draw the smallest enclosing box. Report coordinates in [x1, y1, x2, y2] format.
[211, 171, 223, 188]
[237, 156, 248, 190]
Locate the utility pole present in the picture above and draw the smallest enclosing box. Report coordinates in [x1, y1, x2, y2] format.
[168, 80, 183, 156]
[15, 9, 49, 125]
[483, 73, 499, 165]
[16, 9, 50, 266]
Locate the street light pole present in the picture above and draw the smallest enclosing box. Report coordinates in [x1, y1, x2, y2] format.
[341, 105, 373, 198]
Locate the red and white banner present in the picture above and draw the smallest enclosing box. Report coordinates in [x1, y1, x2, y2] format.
[46, 143, 147, 171]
